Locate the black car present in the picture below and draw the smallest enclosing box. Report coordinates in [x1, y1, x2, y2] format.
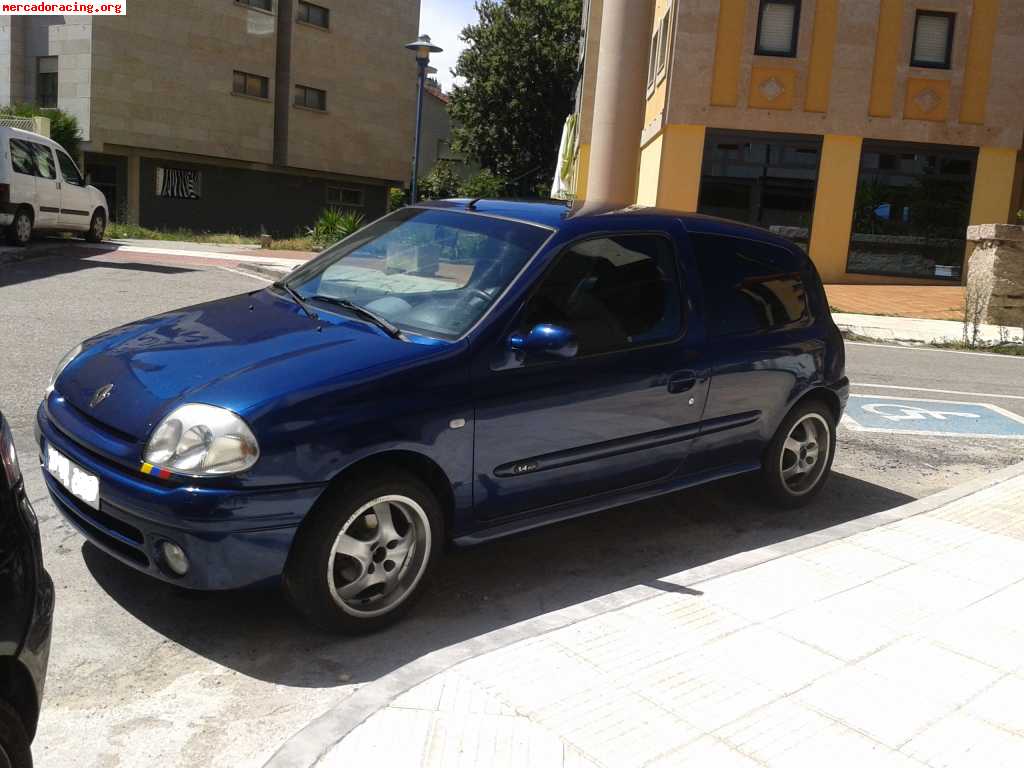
[0, 412, 53, 768]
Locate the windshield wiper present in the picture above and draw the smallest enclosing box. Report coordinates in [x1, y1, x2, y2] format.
[312, 296, 406, 341]
[273, 281, 319, 322]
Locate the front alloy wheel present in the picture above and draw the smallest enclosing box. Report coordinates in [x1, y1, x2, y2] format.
[284, 470, 442, 633]
[7, 209, 31, 246]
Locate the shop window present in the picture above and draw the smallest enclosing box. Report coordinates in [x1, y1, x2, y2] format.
[847, 141, 976, 280]
[697, 130, 821, 251]
[756, 0, 800, 57]
[912, 11, 954, 69]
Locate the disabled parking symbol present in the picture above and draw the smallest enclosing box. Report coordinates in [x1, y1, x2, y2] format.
[843, 394, 1024, 439]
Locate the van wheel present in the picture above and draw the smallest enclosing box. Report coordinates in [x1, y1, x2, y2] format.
[6, 208, 32, 247]
[0, 700, 32, 768]
[283, 470, 443, 634]
[761, 400, 836, 509]
[85, 210, 106, 243]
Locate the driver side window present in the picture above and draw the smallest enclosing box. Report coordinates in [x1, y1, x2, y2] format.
[57, 150, 84, 186]
[520, 234, 682, 358]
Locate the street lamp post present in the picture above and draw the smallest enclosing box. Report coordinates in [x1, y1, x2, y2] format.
[404, 34, 443, 204]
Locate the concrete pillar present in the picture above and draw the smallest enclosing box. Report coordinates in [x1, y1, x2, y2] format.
[126, 153, 141, 225]
[581, 0, 653, 209]
[273, 0, 294, 167]
[966, 224, 1024, 327]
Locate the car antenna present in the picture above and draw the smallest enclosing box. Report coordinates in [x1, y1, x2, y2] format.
[466, 197, 482, 210]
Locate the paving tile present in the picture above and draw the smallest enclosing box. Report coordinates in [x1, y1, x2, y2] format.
[769, 597, 903, 661]
[645, 735, 762, 767]
[923, 609, 1024, 674]
[796, 540, 909, 581]
[902, 711, 1024, 768]
[798, 666, 955, 748]
[964, 674, 1024, 734]
[853, 526, 958, 563]
[855, 638, 1002, 706]
[319, 707, 434, 766]
[420, 711, 567, 768]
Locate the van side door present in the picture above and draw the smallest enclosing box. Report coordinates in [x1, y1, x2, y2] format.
[56, 149, 92, 231]
[687, 231, 822, 475]
[27, 141, 60, 229]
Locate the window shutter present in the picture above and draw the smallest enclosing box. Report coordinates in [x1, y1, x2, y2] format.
[913, 15, 951, 65]
[758, 2, 796, 54]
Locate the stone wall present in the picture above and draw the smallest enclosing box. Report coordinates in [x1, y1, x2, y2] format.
[966, 224, 1024, 327]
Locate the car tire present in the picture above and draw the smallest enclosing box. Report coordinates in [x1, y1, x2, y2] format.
[84, 210, 106, 243]
[0, 700, 32, 768]
[761, 399, 836, 509]
[6, 208, 32, 247]
[283, 469, 443, 634]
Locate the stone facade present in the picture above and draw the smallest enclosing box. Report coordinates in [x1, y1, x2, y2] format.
[966, 224, 1024, 327]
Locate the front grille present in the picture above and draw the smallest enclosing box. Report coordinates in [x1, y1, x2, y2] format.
[48, 480, 149, 568]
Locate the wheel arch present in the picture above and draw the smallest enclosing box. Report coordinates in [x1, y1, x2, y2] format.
[791, 386, 841, 425]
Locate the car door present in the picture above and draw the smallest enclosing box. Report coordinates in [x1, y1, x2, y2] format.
[471, 224, 711, 522]
[686, 231, 822, 474]
[8, 138, 38, 215]
[56, 148, 92, 231]
[27, 141, 60, 228]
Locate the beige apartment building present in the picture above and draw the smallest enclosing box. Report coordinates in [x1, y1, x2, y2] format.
[0, 0, 418, 235]
[575, 0, 1024, 285]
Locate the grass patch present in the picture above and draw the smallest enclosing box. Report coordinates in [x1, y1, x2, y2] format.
[268, 237, 316, 252]
[106, 222, 260, 245]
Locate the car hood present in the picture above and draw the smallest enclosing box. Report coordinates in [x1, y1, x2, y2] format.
[55, 289, 451, 440]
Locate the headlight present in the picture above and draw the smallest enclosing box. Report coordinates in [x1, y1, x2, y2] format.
[46, 343, 83, 396]
[144, 404, 259, 476]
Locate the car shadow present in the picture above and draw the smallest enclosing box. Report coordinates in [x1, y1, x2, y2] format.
[82, 471, 912, 689]
[0, 242, 196, 288]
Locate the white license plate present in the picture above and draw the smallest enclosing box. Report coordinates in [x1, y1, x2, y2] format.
[46, 443, 99, 510]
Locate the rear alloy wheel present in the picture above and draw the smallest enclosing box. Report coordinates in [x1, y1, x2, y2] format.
[85, 210, 106, 243]
[761, 401, 836, 509]
[7, 209, 32, 247]
[284, 471, 442, 633]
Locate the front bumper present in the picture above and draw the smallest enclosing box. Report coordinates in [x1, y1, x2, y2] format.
[36, 403, 326, 590]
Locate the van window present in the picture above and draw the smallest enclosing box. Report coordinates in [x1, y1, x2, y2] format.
[57, 150, 84, 186]
[691, 233, 809, 337]
[10, 140, 36, 176]
[30, 143, 57, 180]
[521, 234, 681, 357]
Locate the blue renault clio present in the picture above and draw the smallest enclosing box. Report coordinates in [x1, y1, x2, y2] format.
[37, 200, 848, 632]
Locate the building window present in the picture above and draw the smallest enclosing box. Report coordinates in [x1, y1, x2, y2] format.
[37, 56, 58, 108]
[237, 0, 272, 10]
[847, 141, 976, 280]
[327, 186, 364, 208]
[297, 1, 329, 28]
[646, 29, 658, 89]
[294, 84, 327, 111]
[233, 70, 269, 99]
[911, 11, 954, 69]
[656, 11, 670, 77]
[697, 130, 821, 251]
[646, 5, 671, 90]
[755, 0, 801, 57]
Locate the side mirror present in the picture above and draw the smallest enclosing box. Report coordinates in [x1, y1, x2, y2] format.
[508, 323, 578, 359]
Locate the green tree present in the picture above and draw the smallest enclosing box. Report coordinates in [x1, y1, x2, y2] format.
[1, 103, 83, 159]
[460, 168, 507, 198]
[448, 0, 583, 195]
[419, 161, 462, 200]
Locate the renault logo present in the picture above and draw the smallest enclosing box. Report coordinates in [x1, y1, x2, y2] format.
[90, 383, 114, 408]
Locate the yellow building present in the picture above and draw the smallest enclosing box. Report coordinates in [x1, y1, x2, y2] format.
[575, 0, 1024, 284]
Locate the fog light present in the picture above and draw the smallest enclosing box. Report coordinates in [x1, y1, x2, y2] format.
[160, 541, 190, 576]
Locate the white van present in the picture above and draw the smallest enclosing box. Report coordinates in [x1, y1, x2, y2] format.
[0, 126, 109, 246]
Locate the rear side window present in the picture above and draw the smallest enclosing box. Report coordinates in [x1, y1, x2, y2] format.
[521, 234, 681, 357]
[10, 139, 35, 176]
[30, 142, 57, 179]
[691, 233, 809, 337]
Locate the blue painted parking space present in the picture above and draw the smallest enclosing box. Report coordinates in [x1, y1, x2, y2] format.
[843, 394, 1024, 439]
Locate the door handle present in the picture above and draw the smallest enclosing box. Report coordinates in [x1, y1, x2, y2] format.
[667, 371, 697, 394]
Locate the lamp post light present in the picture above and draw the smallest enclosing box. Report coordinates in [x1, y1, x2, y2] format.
[404, 34, 443, 204]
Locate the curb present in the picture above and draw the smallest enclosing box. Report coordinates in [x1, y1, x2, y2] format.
[263, 459, 1024, 768]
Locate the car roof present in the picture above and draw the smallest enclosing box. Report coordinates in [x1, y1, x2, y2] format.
[0, 125, 61, 149]
[416, 198, 797, 249]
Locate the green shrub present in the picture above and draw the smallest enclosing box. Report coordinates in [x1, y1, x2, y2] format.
[460, 169, 507, 199]
[419, 162, 462, 200]
[0, 103, 83, 159]
[311, 208, 364, 249]
[388, 186, 407, 211]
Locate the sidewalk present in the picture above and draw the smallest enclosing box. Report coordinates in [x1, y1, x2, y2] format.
[825, 285, 965, 322]
[268, 462, 1024, 768]
[831, 312, 1019, 346]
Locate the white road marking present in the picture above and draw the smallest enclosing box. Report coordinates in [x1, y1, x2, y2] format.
[217, 265, 273, 283]
[81, 241, 306, 267]
[851, 382, 1024, 402]
[845, 340, 1024, 360]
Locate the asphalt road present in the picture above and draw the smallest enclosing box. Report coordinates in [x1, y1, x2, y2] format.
[1, 248, 1022, 767]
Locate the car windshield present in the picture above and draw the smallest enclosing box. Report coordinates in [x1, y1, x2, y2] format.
[284, 207, 550, 339]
